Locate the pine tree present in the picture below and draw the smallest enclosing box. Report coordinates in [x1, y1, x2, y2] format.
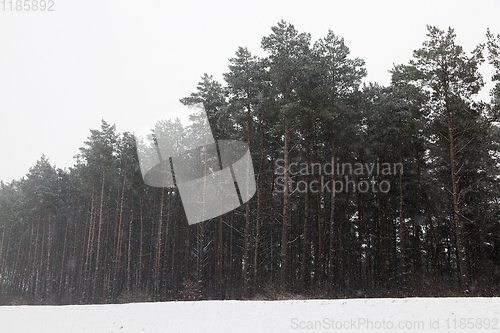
[392, 26, 485, 291]
[261, 20, 312, 291]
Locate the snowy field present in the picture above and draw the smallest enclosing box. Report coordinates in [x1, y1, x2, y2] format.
[0, 298, 498, 332]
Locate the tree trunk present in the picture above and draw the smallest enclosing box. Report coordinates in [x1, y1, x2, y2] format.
[301, 123, 311, 291]
[398, 118, 405, 273]
[280, 121, 290, 290]
[94, 168, 106, 299]
[253, 120, 265, 292]
[445, 98, 468, 291]
[328, 139, 336, 291]
[242, 103, 252, 296]
[154, 187, 165, 299]
[114, 164, 127, 287]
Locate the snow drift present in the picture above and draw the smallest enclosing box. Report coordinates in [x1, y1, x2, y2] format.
[0, 298, 498, 333]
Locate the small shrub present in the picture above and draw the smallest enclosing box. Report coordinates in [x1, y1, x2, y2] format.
[179, 278, 200, 301]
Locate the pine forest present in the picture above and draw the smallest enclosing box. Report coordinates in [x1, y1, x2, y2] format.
[1, 22, 500, 305]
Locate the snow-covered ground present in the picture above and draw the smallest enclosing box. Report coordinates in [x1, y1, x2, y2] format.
[0, 298, 498, 332]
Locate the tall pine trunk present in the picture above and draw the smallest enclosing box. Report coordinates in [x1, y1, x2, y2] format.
[328, 138, 336, 290]
[242, 103, 252, 296]
[445, 97, 467, 291]
[94, 168, 106, 299]
[301, 122, 311, 291]
[280, 121, 290, 290]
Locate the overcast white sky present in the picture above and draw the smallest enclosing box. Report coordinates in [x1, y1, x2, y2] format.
[1, 0, 499, 183]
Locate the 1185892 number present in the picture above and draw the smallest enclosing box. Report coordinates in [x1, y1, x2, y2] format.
[1, 0, 54, 11]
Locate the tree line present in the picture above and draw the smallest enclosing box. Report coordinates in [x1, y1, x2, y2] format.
[0, 22, 499, 304]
